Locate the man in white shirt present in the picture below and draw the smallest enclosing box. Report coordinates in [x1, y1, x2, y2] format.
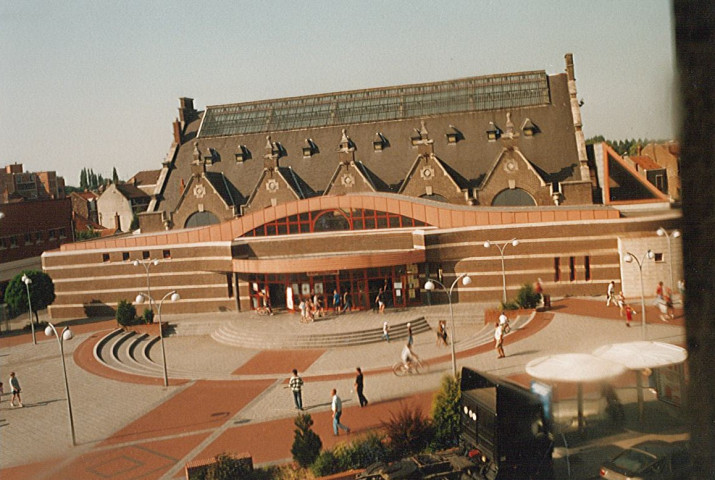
[331, 388, 350, 435]
[494, 322, 505, 358]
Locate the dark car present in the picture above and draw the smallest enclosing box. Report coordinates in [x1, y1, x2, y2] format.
[599, 440, 690, 480]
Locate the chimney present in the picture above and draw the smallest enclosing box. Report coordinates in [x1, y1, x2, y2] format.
[565, 53, 575, 81]
[172, 118, 182, 144]
[263, 136, 280, 170]
[178, 97, 197, 124]
[114, 213, 121, 231]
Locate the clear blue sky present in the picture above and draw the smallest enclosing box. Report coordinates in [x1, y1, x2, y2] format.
[0, 0, 676, 184]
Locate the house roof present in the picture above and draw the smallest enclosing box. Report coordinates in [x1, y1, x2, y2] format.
[156, 64, 582, 215]
[72, 191, 98, 201]
[630, 155, 663, 171]
[116, 183, 151, 200]
[129, 170, 161, 187]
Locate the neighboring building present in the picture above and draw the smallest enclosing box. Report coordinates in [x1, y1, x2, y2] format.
[0, 198, 73, 297]
[640, 141, 681, 201]
[97, 183, 151, 232]
[127, 170, 161, 196]
[628, 155, 669, 195]
[0, 163, 65, 202]
[42, 54, 681, 319]
[70, 191, 99, 225]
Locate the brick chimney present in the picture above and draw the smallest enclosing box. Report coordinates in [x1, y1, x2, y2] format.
[172, 118, 182, 144]
[178, 97, 198, 124]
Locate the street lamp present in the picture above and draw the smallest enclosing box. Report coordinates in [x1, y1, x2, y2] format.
[133, 259, 160, 315]
[21, 274, 36, 345]
[656, 227, 680, 292]
[424, 273, 472, 377]
[44, 322, 76, 446]
[135, 290, 180, 387]
[623, 250, 655, 339]
[484, 239, 519, 303]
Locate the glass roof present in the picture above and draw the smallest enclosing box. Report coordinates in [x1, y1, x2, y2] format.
[199, 71, 550, 138]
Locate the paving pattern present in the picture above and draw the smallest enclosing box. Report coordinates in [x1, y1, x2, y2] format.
[0, 298, 686, 480]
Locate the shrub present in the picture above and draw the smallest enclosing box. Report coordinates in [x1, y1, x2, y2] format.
[205, 453, 252, 480]
[515, 283, 541, 309]
[499, 300, 520, 310]
[116, 299, 137, 326]
[381, 403, 434, 459]
[334, 432, 388, 471]
[310, 449, 340, 477]
[142, 308, 154, 324]
[291, 413, 322, 468]
[431, 373, 462, 450]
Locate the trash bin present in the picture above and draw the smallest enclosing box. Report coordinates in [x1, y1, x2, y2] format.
[542, 294, 551, 310]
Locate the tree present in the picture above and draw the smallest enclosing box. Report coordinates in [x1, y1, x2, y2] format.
[112, 167, 119, 184]
[291, 413, 322, 468]
[75, 227, 101, 241]
[205, 453, 252, 480]
[3, 270, 56, 324]
[79, 168, 88, 189]
[431, 373, 462, 450]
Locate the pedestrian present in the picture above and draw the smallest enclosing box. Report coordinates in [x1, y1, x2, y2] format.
[9, 372, 22, 407]
[289, 369, 304, 410]
[655, 281, 664, 300]
[665, 287, 675, 320]
[0, 381, 4, 404]
[436, 320, 448, 346]
[534, 278, 544, 305]
[376, 288, 385, 314]
[617, 291, 626, 317]
[624, 304, 637, 327]
[406, 322, 413, 346]
[299, 297, 307, 321]
[354, 367, 368, 407]
[342, 290, 352, 313]
[498, 311, 510, 334]
[382, 321, 390, 342]
[606, 281, 616, 306]
[494, 321, 505, 358]
[330, 388, 350, 435]
[333, 289, 341, 314]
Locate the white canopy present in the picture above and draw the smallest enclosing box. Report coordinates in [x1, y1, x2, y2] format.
[526, 353, 627, 383]
[592, 341, 687, 370]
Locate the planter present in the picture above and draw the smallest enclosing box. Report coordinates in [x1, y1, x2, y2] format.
[120, 321, 168, 336]
[484, 308, 533, 325]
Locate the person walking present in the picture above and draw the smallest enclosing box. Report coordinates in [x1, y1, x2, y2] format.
[494, 321, 505, 358]
[330, 388, 350, 435]
[332, 290, 341, 314]
[498, 311, 510, 334]
[342, 290, 352, 314]
[354, 367, 368, 407]
[617, 291, 626, 317]
[382, 321, 390, 342]
[9, 372, 22, 407]
[376, 288, 385, 314]
[624, 304, 637, 327]
[289, 369, 304, 410]
[606, 281, 616, 306]
[406, 322, 413, 346]
[436, 320, 448, 346]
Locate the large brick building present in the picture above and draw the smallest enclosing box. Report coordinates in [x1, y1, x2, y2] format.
[42, 54, 681, 319]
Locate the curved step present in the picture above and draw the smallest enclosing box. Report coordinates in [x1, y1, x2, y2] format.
[210, 317, 432, 349]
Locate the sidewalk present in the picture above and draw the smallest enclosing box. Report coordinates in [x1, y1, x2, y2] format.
[0, 297, 687, 480]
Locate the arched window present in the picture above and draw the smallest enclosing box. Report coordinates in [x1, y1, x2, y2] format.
[491, 188, 536, 206]
[185, 211, 220, 228]
[313, 210, 351, 232]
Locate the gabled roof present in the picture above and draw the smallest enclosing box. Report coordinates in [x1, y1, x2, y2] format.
[71, 191, 98, 201]
[128, 170, 161, 187]
[116, 183, 151, 200]
[205, 171, 243, 207]
[630, 155, 663, 171]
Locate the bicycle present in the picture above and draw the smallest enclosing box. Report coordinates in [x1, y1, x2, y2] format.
[392, 357, 428, 376]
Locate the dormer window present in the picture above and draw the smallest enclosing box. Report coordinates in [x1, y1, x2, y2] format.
[235, 145, 250, 162]
[303, 138, 317, 157]
[446, 125, 462, 144]
[486, 122, 502, 141]
[373, 132, 387, 151]
[203, 147, 218, 165]
[521, 118, 540, 137]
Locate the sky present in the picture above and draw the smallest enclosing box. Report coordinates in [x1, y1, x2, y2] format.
[0, 0, 677, 185]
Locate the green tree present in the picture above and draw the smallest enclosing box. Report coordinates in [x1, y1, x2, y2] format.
[112, 167, 119, 184]
[431, 373, 462, 450]
[515, 283, 541, 309]
[205, 453, 252, 480]
[3, 270, 56, 324]
[291, 413, 322, 468]
[381, 404, 434, 459]
[75, 227, 101, 241]
[130, 214, 140, 231]
[79, 168, 87, 189]
[115, 299, 137, 326]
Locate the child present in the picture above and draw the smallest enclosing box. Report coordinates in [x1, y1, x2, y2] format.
[624, 304, 637, 327]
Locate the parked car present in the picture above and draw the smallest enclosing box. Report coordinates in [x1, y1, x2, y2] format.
[599, 440, 690, 480]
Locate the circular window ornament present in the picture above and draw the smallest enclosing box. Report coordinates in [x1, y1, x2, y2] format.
[341, 173, 355, 187]
[193, 184, 206, 199]
[266, 179, 279, 192]
[504, 159, 518, 173]
[420, 166, 435, 180]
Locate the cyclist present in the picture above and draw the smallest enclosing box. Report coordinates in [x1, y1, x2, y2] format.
[401, 343, 420, 372]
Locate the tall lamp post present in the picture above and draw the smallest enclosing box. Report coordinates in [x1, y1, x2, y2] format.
[44, 322, 76, 446]
[133, 259, 160, 315]
[624, 249, 654, 339]
[21, 274, 37, 345]
[656, 227, 680, 292]
[484, 239, 519, 303]
[136, 290, 180, 387]
[424, 273, 472, 377]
